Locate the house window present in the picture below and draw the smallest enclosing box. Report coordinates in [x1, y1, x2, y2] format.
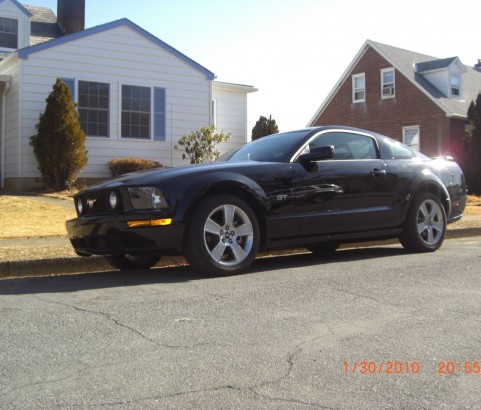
[78, 81, 110, 137]
[121, 85, 151, 139]
[381, 68, 395, 98]
[352, 73, 365, 103]
[450, 75, 460, 97]
[403, 126, 420, 151]
[0, 17, 18, 49]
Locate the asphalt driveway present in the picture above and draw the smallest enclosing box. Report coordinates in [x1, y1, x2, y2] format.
[1, 237, 481, 409]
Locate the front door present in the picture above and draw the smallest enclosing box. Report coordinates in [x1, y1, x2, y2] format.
[291, 131, 397, 236]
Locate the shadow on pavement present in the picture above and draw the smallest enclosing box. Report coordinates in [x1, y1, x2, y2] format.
[0, 246, 405, 295]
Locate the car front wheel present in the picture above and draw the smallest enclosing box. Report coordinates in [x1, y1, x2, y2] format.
[400, 192, 446, 253]
[104, 253, 161, 270]
[184, 194, 260, 276]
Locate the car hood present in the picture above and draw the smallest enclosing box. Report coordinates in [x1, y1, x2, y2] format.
[88, 161, 279, 189]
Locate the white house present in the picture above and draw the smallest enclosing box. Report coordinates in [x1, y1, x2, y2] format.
[0, 0, 257, 190]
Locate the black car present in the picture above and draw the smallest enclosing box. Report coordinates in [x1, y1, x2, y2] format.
[66, 126, 467, 275]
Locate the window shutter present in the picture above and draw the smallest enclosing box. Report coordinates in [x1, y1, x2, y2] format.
[154, 88, 166, 141]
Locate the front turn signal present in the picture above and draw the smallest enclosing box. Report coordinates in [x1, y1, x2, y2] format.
[127, 218, 172, 228]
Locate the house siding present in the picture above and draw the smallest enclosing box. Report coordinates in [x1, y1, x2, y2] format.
[312, 46, 455, 158]
[2, 56, 20, 179]
[212, 86, 248, 153]
[16, 24, 212, 181]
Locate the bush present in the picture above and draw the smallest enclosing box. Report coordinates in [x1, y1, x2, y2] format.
[175, 125, 230, 164]
[30, 78, 88, 190]
[108, 157, 162, 177]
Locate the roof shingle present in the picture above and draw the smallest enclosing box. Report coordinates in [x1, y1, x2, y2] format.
[23, 4, 64, 45]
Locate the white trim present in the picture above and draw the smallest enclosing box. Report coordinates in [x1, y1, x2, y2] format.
[78, 79, 111, 139]
[119, 83, 153, 141]
[352, 72, 366, 103]
[212, 81, 258, 93]
[402, 125, 420, 151]
[381, 67, 395, 99]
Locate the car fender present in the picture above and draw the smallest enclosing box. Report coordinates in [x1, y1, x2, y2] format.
[173, 172, 270, 223]
[405, 167, 451, 217]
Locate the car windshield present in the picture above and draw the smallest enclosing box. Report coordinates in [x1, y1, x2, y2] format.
[217, 130, 310, 163]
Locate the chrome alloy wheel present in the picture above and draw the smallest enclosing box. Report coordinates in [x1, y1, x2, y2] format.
[416, 198, 445, 246]
[203, 204, 254, 266]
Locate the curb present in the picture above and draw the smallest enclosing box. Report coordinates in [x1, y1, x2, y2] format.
[1, 227, 480, 280]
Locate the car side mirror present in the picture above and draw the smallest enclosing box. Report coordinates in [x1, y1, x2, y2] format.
[299, 145, 334, 170]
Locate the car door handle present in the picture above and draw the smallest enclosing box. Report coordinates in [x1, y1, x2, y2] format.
[371, 169, 387, 176]
[318, 184, 344, 194]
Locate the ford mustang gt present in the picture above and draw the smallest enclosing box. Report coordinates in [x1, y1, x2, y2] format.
[66, 126, 467, 275]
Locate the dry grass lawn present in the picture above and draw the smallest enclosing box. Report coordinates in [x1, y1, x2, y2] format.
[0, 195, 75, 239]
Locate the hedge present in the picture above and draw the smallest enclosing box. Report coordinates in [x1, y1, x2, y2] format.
[108, 157, 162, 177]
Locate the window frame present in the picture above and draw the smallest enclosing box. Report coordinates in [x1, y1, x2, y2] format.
[402, 125, 420, 152]
[450, 74, 460, 98]
[120, 84, 152, 141]
[381, 67, 395, 99]
[352, 73, 366, 103]
[0, 16, 18, 49]
[77, 80, 111, 138]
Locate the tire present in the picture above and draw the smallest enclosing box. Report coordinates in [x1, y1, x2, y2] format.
[104, 253, 161, 270]
[308, 243, 339, 257]
[184, 194, 260, 276]
[399, 192, 446, 253]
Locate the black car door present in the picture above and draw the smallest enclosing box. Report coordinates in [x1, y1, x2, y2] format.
[290, 131, 397, 236]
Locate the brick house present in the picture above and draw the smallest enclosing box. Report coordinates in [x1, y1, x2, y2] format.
[308, 40, 481, 162]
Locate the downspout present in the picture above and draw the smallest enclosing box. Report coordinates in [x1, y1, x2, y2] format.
[1, 80, 10, 189]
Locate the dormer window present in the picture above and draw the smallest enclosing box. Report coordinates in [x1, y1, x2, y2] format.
[0, 17, 18, 49]
[450, 75, 460, 97]
[381, 68, 395, 98]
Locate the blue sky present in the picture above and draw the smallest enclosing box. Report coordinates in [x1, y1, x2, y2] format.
[26, 0, 481, 133]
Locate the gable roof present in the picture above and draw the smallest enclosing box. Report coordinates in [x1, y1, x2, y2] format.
[416, 57, 460, 73]
[16, 18, 216, 80]
[24, 4, 64, 45]
[309, 40, 481, 125]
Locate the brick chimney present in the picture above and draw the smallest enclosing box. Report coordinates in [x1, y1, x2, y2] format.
[57, 0, 85, 34]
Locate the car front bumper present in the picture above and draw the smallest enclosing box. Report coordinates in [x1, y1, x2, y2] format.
[66, 215, 185, 257]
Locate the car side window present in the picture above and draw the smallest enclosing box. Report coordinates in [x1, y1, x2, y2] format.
[308, 132, 378, 160]
[385, 139, 414, 159]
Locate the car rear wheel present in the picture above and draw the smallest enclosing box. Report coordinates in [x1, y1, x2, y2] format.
[104, 253, 161, 270]
[400, 192, 446, 253]
[184, 194, 260, 276]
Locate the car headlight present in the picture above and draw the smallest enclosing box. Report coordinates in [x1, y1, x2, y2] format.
[109, 191, 118, 210]
[128, 187, 168, 210]
[76, 197, 83, 215]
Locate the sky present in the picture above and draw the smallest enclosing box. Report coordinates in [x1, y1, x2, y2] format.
[25, 0, 481, 133]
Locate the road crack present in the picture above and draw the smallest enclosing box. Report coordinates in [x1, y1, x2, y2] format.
[33, 296, 159, 346]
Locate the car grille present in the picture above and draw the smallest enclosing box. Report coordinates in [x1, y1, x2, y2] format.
[78, 190, 123, 216]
